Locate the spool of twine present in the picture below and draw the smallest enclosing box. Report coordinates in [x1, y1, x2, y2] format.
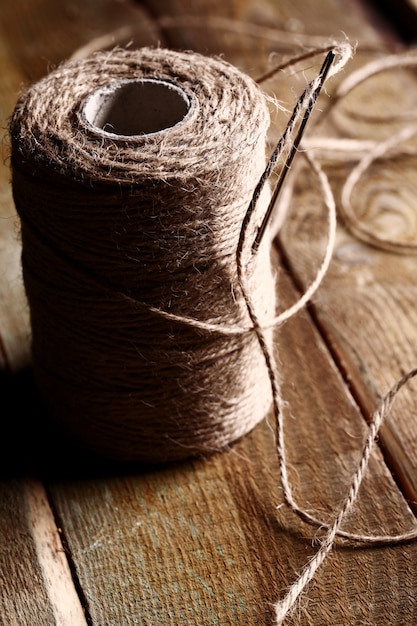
[10, 46, 276, 463]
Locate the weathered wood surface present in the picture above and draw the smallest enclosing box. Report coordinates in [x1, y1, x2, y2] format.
[2, 0, 417, 624]
[277, 55, 417, 506]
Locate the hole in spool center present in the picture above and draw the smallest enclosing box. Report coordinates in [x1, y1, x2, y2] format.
[83, 79, 191, 137]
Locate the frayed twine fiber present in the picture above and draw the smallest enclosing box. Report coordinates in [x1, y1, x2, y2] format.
[10, 40, 417, 624]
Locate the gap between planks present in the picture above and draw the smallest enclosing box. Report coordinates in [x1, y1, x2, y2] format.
[25, 478, 88, 626]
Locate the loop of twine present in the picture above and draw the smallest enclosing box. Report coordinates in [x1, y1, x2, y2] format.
[9, 36, 417, 624]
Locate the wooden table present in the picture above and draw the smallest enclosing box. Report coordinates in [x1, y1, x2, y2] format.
[2, 0, 417, 624]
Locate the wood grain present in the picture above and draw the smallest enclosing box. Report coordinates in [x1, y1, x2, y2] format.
[0, 477, 56, 626]
[0, 370, 84, 626]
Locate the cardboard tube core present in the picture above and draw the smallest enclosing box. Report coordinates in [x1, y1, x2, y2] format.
[83, 79, 192, 137]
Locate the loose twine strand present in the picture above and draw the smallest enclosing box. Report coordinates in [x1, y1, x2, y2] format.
[248, 45, 417, 622]
[10, 35, 417, 624]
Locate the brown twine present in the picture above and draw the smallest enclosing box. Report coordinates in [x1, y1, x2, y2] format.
[9, 38, 417, 624]
[10, 46, 278, 463]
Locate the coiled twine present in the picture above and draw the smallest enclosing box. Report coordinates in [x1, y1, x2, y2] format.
[10, 47, 276, 463]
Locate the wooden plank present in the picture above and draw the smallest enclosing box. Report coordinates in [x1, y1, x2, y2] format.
[0, 477, 57, 626]
[0, 370, 87, 626]
[0, 473, 87, 626]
